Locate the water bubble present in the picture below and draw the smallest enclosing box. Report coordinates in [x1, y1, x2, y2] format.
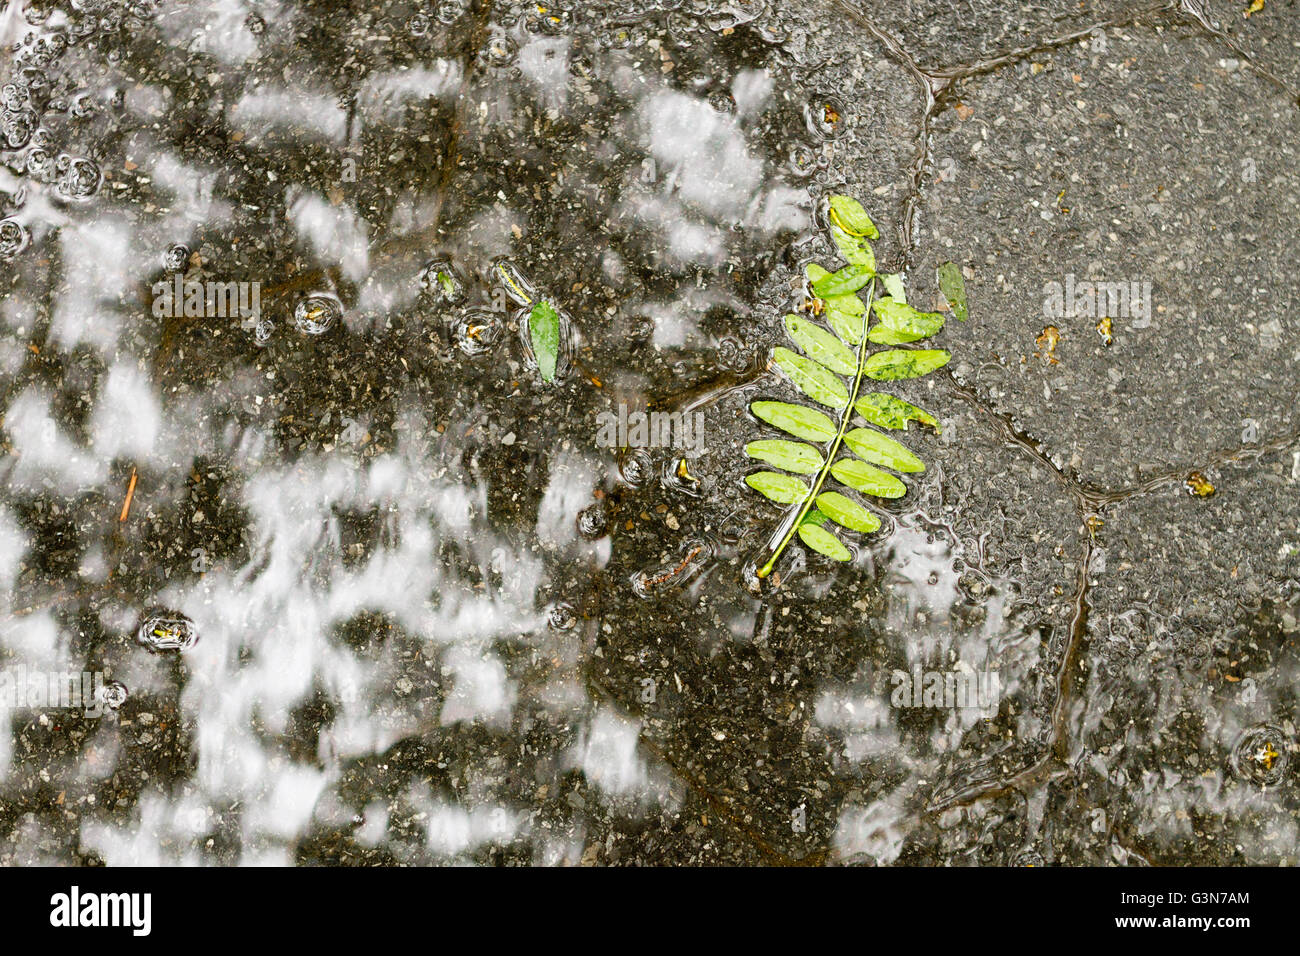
[576, 503, 608, 540]
[707, 89, 736, 114]
[619, 449, 653, 488]
[137, 611, 199, 651]
[0, 218, 29, 259]
[294, 294, 341, 335]
[452, 307, 503, 356]
[245, 12, 265, 34]
[527, 5, 571, 35]
[409, 12, 431, 37]
[435, 0, 468, 24]
[56, 156, 102, 200]
[631, 538, 712, 598]
[3, 108, 36, 149]
[420, 257, 466, 304]
[97, 680, 128, 711]
[253, 316, 275, 347]
[485, 31, 519, 67]
[788, 143, 819, 177]
[547, 602, 578, 631]
[163, 242, 190, 273]
[493, 257, 537, 306]
[661, 456, 703, 497]
[1230, 724, 1289, 787]
[805, 93, 848, 140]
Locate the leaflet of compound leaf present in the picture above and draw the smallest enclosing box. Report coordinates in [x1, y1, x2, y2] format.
[745, 194, 965, 578]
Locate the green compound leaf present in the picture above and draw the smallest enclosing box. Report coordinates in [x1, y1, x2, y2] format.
[751, 401, 837, 442]
[784, 314, 857, 374]
[824, 294, 867, 345]
[831, 224, 876, 271]
[870, 297, 945, 342]
[862, 348, 951, 381]
[844, 427, 925, 473]
[529, 300, 561, 383]
[815, 491, 882, 533]
[812, 264, 873, 299]
[772, 347, 849, 408]
[937, 261, 968, 322]
[744, 193, 949, 580]
[744, 439, 824, 475]
[797, 521, 852, 561]
[829, 458, 908, 498]
[745, 471, 808, 505]
[855, 393, 941, 433]
[828, 195, 879, 239]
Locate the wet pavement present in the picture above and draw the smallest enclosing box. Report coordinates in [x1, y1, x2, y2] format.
[0, 0, 1297, 866]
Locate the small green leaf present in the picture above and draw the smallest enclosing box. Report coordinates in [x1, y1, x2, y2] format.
[744, 439, 824, 474]
[784, 315, 857, 374]
[855, 393, 941, 433]
[529, 300, 561, 383]
[880, 273, 907, 303]
[745, 471, 808, 505]
[797, 521, 852, 561]
[802, 508, 829, 527]
[830, 458, 908, 497]
[831, 224, 876, 271]
[828, 195, 879, 239]
[937, 262, 968, 322]
[844, 427, 925, 473]
[824, 294, 867, 345]
[812, 264, 873, 298]
[806, 263, 831, 284]
[862, 348, 951, 381]
[867, 325, 927, 346]
[751, 401, 837, 442]
[871, 298, 945, 340]
[773, 347, 848, 409]
[816, 492, 882, 533]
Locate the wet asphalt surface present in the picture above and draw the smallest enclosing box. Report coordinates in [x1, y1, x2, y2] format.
[0, 0, 1298, 865]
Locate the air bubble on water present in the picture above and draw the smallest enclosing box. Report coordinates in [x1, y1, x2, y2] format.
[56, 155, 102, 201]
[246, 12, 265, 34]
[452, 307, 503, 356]
[805, 93, 847, 141]
[420, 257, 466, 304]
[486, 31, 519, 67]
[517, 303, 573, 383]
[661, 457, 703, 497]
[137, 611, 199, 651]
[492, 256, 537, 306]
[410, 13, 431, 37]
[576, 502, 608, 540]
[788, 144, 818, 177]
[526, 5, 571, 35]
[619, 449, 653, 488]
[3, 109, 36, 149]
[163, 243, 190, 273]
[630, 538, 713, 598]
[707, 89, 737, 114]
[253, 316, 275, 347]
[98, 680, 128, 710]
[0, 218, 29, 259]
[1230, 724, 1289, 787]
[547, 602, 577, 631]
[435, 0, 468, 25]
[294, 293, 342, 335]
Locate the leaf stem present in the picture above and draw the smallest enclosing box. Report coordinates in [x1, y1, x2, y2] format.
[757, 278, 876, 578]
